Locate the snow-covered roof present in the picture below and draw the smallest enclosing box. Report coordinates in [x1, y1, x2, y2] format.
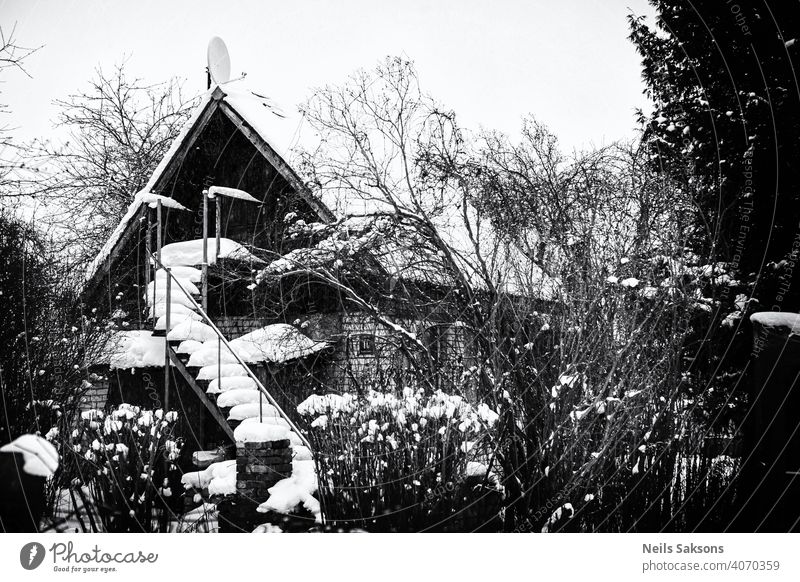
[89, 330, 172, 369]
[83, 82, 325, 288]
[92, 324, 329, 370]
[187, 324, 330, 367]
[84, 79, 559, 302]
[260, 213, 561, 300]
[85, 89, 217, 284]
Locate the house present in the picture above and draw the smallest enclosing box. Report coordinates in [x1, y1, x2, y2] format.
[81, 81, 559, 461]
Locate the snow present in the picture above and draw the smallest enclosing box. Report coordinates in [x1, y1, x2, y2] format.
[154, 310, 202, 331]
[466, 461, 489, 477]
[240, 416, 290, 428]
[139, 192, 188, 211]
[292, 459, 317, 490]
[176, 340, 203, 355]
[232, 324, 329, 363]
[145, 288, 197, 310]
[155, 266, 202, 283]
[186, 341, 239, 367]
[216, 389, 268, 408]
[81, 409, 104, 421]
[181, 459, 236, 495]
[1, 434, 59, 477]
[233, 423, 288, 443]
[147, 301, 200, 321]
[208, 472, 236, 496]
[99, 330, 172, 369]
[147, 278, 200, 298]
[227, 402, 280, 421]
[256, 458, 320, 519]
[310, 415, 328, 429]
[206, 376, 258, 393]
[150, 302, 200, 320]
[297, 393, 357, 416]
[196, 363, 248, 380]
[252, 523, 283, 533]
[160, 238, 263, 267]
[292, 445, 313, 461]
[223, 89, 294, 163]
[167, 320, 217, 342]
[207, 186, 261, 203]
[750, 312, 800, 333]
[183, 324, 328, 367]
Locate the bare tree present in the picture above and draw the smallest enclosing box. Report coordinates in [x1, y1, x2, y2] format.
[22, 62, 194, 267]
[0, 24, 40, 192]
[253, 57, 733, 531]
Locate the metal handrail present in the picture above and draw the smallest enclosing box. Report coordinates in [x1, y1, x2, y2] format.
[151, 253, 311, 449]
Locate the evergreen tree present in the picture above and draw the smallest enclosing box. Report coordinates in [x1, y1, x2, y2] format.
[630, 0, 800, 308]
[0, 211, 87, 444]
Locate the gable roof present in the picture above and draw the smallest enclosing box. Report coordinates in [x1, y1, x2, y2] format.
[84, 84, 334, 291]
[84, 83, 561, 302]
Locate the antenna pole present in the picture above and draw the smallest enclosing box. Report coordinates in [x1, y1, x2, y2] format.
[206, 67, 211, 90]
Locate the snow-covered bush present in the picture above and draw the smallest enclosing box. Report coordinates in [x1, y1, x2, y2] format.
[298, 388, 503, 531]
[261, 58, 741, 531]
[52, 403, 183, 532]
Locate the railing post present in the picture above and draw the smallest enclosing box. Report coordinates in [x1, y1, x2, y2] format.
[215, 195, 221, 262]
[164, 267, 171, 412]
[156, 199, 163, 266]
[144, 206, 152, 322]
[155, 200, 163, 331]
[202, 188, 209, 313]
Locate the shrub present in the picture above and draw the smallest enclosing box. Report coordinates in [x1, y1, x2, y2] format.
[299, 388, 503, 531]
[50, 403, 184, 532]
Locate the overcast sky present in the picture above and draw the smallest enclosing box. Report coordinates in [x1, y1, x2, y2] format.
[1, 0, 656, 153]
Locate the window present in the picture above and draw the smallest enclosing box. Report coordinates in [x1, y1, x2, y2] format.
[352, 334, 375, 356]
[423, 325, 450, 364]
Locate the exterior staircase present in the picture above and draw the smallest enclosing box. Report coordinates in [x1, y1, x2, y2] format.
[146, 253, 311, 456]
[128, 193, 321, 527]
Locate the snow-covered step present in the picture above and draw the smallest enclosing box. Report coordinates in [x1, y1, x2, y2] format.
[206, 376, 258, 393]
[192, 447, 230, 469]
[216, 389, 269, 408]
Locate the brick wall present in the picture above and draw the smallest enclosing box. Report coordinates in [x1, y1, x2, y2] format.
[303, 312, 475, 394]
[214, 311, 476, 396]
[78, 374, 109, 412]
[235, 439, 293, 501]
[217, 438, 294, 533]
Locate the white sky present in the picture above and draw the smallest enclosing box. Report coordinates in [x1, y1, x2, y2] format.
[1, 0, 655, 153]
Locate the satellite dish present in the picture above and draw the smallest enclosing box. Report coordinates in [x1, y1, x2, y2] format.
[207, 36, 231, 85]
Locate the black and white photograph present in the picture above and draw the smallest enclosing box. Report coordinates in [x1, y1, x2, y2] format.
[1, 1, 799, 579]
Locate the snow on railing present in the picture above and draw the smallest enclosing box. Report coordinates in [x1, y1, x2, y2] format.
[151, 253, 312, 449]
